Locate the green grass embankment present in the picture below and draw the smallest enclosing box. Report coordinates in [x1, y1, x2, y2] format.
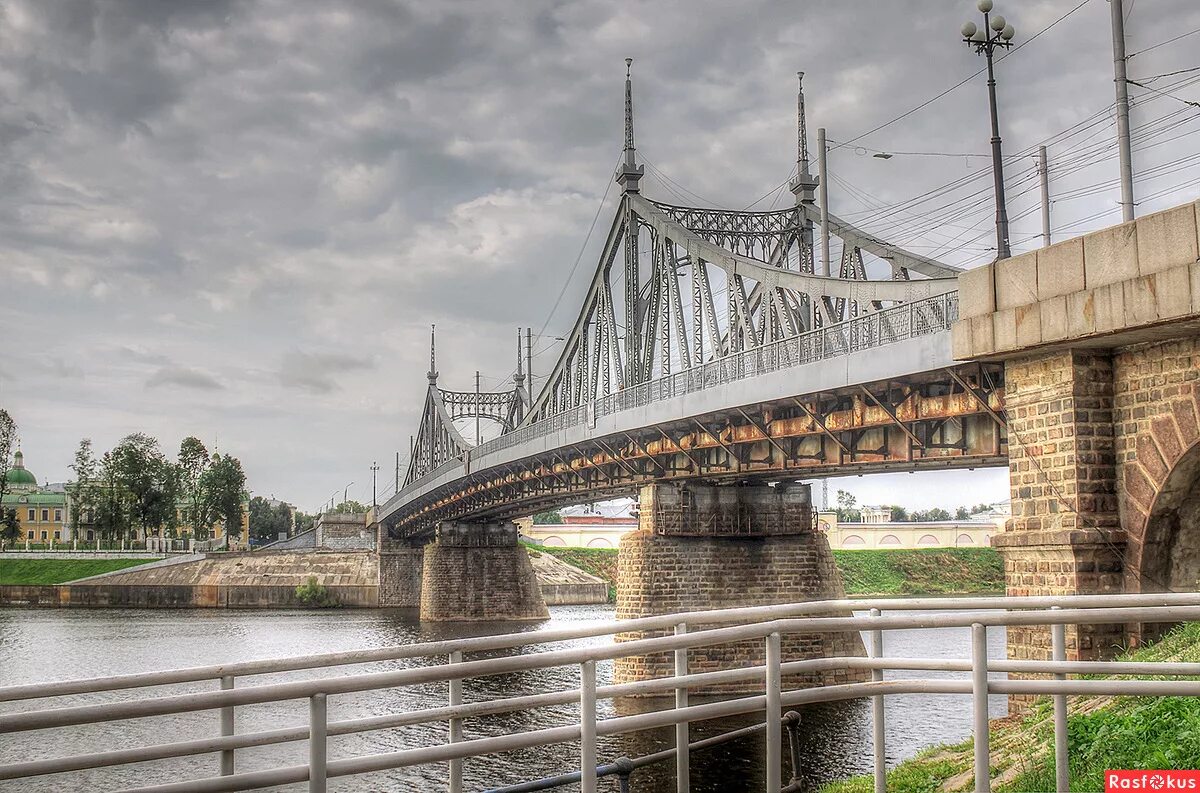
[524, 544, 619, 600]
[0, 558, 155, 585]
[822, 621, 1200, 792]
[832, 547, 1005, 596]
[529, 545, 1004, 598]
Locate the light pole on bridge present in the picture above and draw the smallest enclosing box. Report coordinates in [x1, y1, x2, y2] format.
[962, 0, 1016, 260]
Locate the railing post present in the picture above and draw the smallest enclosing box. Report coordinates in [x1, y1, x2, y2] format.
[971, 623, 990, 793]
[869, 608, 886, 793]
[581, 660, 597, 793]
[219, 675, 235, 776]
[675, 622, 689, 792]
[766, 631, 782, 793]
[449, 650, 463, 793]
[1051, 606, 1069, 793]
[309, 693, 327, 793]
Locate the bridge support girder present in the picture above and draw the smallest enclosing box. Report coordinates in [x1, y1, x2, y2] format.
[614, 482, 865, 693]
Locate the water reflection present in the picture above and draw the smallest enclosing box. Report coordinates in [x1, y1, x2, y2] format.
[0, 605, 1004, 792]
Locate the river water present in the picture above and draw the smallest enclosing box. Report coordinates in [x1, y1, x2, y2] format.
[0, 605, 1006, 792]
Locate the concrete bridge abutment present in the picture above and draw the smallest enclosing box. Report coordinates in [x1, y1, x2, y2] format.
[954, 200, 1200, 680]
[614, 482, 866, 694]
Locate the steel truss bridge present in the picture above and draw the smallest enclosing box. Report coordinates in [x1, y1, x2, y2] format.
[380, 68, 1008, 540]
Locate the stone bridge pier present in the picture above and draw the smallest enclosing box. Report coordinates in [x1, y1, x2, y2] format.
[379, 521, 548, 622]
[954, 200, 1200, 668]
[614, 482, 866, 693]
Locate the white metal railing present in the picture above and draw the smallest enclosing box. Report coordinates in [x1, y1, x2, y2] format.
[390, 291, 959, 508]
[0, 592, 1198, 792]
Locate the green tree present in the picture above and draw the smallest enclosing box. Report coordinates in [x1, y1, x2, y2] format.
[249, 497, 293, 542]
[332, 500, 367, 515]
[294, 510, 315, 533]
[955, 506, 971, 520]
[533, 510, 562, 525]
[198, 453, 246, 541]
[177, 437, 210, 535]
[110, 433, 176, 538]
[68, 439, 101, 533]
[0, 409, 16, 507]
[883, 504, 909, 521]
[835, 490, 862, 522]
[1, 508, 20, 543]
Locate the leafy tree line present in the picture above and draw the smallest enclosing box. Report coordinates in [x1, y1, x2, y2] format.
[0, 409, 19, 542]
[833, 490, 995, 523]
[69, 434, 246, 542]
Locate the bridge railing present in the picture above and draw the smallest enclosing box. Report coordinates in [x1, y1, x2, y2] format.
[0, 592, 1197, 793]
[392, 291, 959, 507]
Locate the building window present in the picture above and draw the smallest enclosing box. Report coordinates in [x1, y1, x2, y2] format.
[27, 508, 35, 522]
[27, 530, 33, 539]
[41, 509, 48, 522]
[54, 531, 61, 541]
[40, 531, 47, 541]
[54, 509, 62, 522]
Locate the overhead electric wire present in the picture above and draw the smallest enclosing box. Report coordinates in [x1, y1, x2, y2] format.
[833, 0, 1094, 149]
[1128, 27, 1200, 59]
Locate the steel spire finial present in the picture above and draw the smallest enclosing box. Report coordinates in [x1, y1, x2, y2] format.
[514, 327, 525, 386]
[796, 72, 810, 173]
[789, 71, 817, 205]
[615, 57, 643, 192]
[427, 324, 438, 386]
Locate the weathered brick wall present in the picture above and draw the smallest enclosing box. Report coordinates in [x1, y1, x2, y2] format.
[994, 349, 1127, 671]
[419, 522, 548, 621]
[997, 340, 1200, 668]
[1113, 337, 1200, 597]
[1001, 350, 1120, 533]
[378, 545, 423, 608]
[615, 484, 865, 693]
[642, 482, 812, 536]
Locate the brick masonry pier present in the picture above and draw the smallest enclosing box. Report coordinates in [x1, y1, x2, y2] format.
[954, 200, 1200, 679]
[417, 521, 549, 622]
[614, 482, 865, 693]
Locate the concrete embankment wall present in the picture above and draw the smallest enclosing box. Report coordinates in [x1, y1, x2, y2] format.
[0, 583, 379, 608]
[0, 547, 609, 609]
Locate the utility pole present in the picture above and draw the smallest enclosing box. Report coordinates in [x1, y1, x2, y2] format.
[370, 461, 379, 508]
[526, 328, 534, 403]
[817, 126, 831, 277]
[1110, 0, 1135, 221]
[1037, 146, 1051, 247]
[394, 451, 400, 494]
[962, 1, 1016, 260]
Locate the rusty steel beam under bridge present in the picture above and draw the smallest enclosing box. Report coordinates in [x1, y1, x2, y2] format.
[385, 363, 1006, 539]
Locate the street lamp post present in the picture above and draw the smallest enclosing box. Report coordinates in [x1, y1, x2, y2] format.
[962, 0, 1016, 260]
[370, 461, 380, 508]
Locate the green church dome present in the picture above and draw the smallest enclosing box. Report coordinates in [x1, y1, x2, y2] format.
[6, 451, 37, 487]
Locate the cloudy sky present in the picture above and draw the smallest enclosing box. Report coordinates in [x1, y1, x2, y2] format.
[1, 0, 1196, 512]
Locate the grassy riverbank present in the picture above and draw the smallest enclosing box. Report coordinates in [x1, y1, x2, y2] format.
[530, 545, 1004, 599]
[822, 621, 1200, 792]
[833, 548, 1004, 596]
[0, 558, 155, 585]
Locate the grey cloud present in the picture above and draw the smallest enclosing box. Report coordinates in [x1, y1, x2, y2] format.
[0, 0, 1195, 506]
[146, 366, 224, 391]
[278, 351, 376, 395]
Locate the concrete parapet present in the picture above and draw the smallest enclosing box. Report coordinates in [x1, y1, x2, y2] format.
[614, 483, 865, 694]
[952, 200, 1200, 359]
[419, 521, 549, 622]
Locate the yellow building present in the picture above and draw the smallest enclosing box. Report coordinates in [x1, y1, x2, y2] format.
[2, 450, 69, 544]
